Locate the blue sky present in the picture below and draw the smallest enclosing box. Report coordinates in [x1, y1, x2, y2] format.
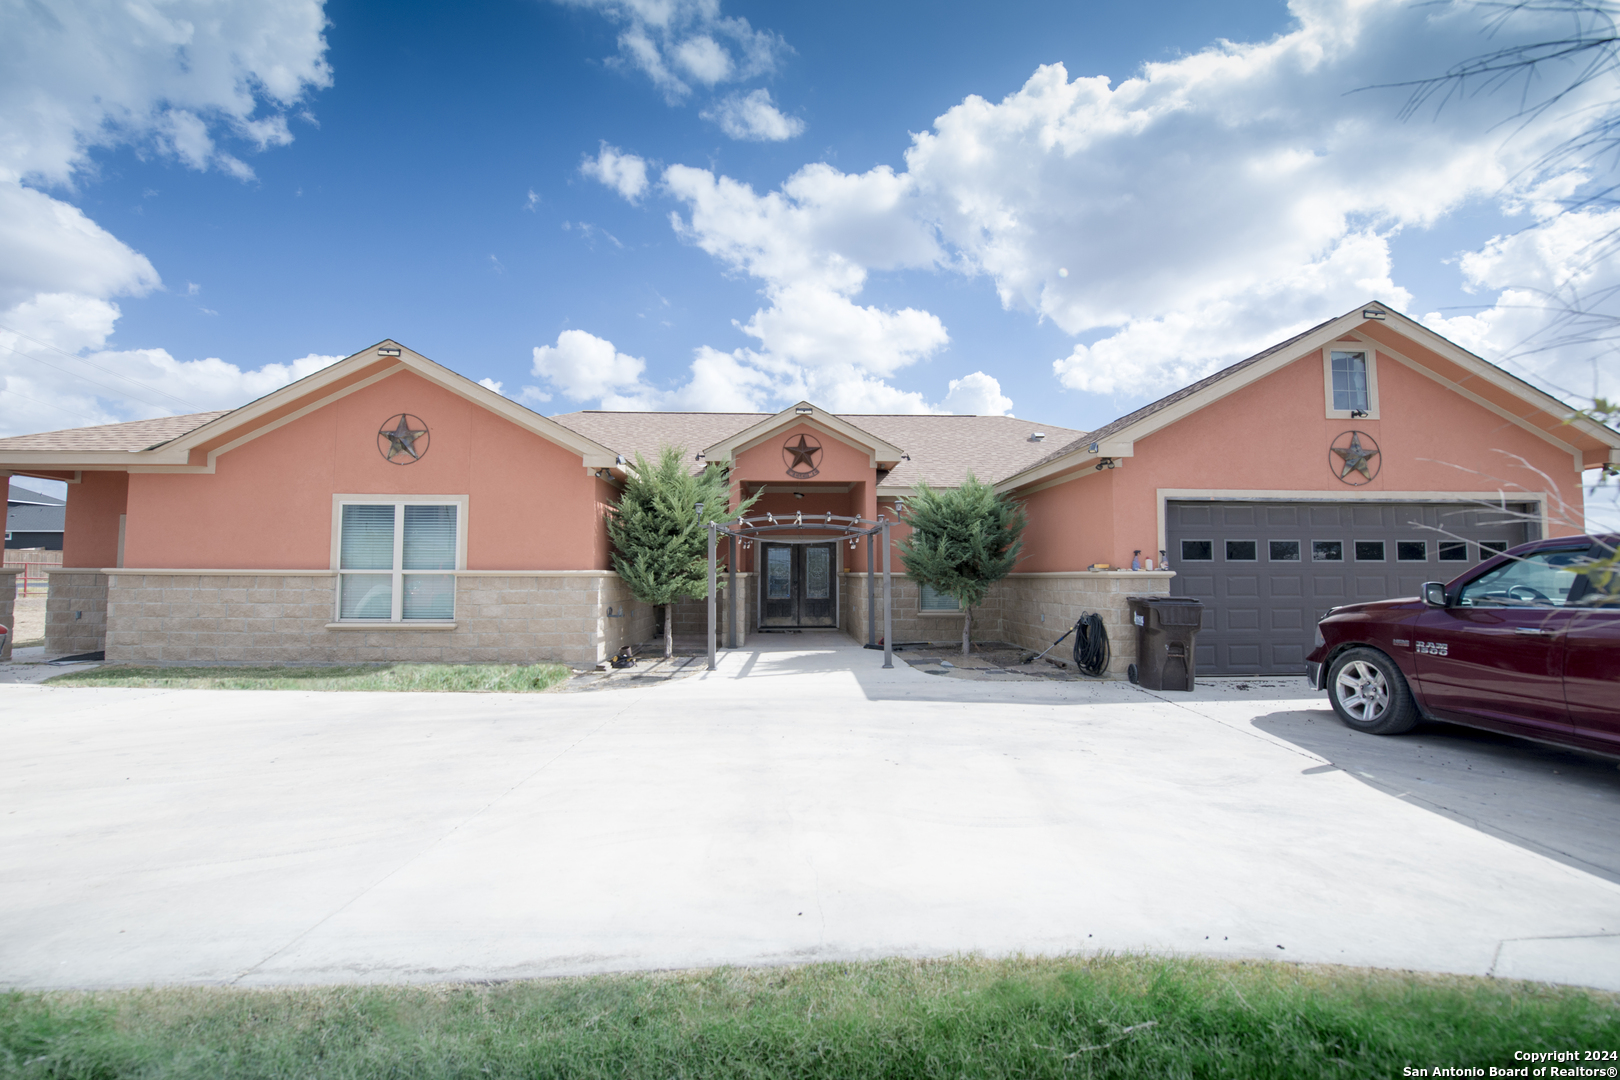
[2, 0, 1618, 522]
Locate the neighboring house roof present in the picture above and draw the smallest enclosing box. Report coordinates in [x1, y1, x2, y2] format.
[6, 502, 64, 534]
[550, 409, 1085, 489]
[7, 481, 66, 507]
[0, 412, 229, 453]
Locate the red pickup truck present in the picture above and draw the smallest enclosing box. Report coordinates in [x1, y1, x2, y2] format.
[1305, 534, 1618, 757]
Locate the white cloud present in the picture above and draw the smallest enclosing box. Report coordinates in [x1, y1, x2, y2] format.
[0, 184, 160, 311]
[701, 89, 804, 141]
[478, 377, 505, 395]
[531, 329, 650, 402]
[553, 0, 785, 103]
[0, 0, 333, 438]
[0, 304, 343, 436]
[899, 0, 1616, 396]
[0, 0, 332, 186]
[1423, 208, 1620, 410]
[600, 0, 1620, 413]
[941, 371, 1013, 416]
[580, 143, 650, 202]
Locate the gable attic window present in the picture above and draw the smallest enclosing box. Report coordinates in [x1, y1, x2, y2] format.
[1322, 344, 1379, 420]
[334, 497, 466, 622]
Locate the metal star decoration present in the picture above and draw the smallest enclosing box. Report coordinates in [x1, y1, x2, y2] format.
[379, 414, 429, 463]
[784, 434, 821, 475]
[1331, 431, 1379, 483]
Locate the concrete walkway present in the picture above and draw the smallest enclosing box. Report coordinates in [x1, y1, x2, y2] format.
[1, 633, 1616, 991]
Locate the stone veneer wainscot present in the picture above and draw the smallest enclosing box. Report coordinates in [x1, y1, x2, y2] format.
[101, 570, 654, 667]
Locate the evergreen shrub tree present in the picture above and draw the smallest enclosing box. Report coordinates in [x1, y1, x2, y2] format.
[605, 446, 758, 658]
[897, 474, 1028, 656]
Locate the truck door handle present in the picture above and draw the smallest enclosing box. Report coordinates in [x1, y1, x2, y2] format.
[1513, 627, 1551, 636]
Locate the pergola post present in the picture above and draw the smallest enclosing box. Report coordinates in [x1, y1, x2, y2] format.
[881, 519, 893, 669]
[727, 534, 737, 649]
[866, 532, 875, 647]
[706, 522, 718, 671]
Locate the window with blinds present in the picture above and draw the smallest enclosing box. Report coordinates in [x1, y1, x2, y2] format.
[337, 501, 460, 620]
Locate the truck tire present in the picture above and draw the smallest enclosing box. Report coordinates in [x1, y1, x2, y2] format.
[1327, 647, 1419, 735]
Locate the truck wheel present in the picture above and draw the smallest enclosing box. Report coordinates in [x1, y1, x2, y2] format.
[1327, 647, 1418, 735]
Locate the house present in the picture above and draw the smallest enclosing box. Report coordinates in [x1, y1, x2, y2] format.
[5, 480, 65, 550]
[1, 301, 1615, 673]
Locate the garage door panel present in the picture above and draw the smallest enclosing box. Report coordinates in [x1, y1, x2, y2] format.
[1270, 608, 1304, 630]
[1311, 576, 1346, 597]
[1170, 499, 1533, 675]
[1226, 607, 1260, 630]
[1272, 642, 1305, 666]
[1355, 576, 1389, 598]
[1227, 644, 1261, 667]
[1180, 575, 1215, 598]
[1224, 575, 1259, 596]
[1268, 575, 1303, 596]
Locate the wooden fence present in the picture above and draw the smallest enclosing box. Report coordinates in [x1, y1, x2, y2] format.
[2, 548, 61, 597]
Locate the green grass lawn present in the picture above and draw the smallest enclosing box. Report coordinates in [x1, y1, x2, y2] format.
[1, 955, 1613, 1079]
[42, 662, 572, 693]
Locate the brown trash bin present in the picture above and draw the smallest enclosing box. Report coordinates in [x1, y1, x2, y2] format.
[1126, 596, 1204, 691]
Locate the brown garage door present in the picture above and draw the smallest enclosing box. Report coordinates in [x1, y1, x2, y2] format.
[1167, 500, 1536, 675]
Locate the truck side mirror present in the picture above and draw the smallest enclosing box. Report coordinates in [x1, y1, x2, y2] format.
[1421, 581, 1448, 608]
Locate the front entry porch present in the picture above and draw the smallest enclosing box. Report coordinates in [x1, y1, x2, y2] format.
[759, 541, 837, 629]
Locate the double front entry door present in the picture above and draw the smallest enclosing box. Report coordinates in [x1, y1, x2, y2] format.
[760, 542, 837, 628]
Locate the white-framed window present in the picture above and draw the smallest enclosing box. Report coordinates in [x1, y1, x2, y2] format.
[1322, 343, 1380, 419]
[332, 496, 467, 621]
[918, 582, 960, 611]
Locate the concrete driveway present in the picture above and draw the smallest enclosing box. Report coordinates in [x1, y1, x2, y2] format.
[2, 633, 1617, 991]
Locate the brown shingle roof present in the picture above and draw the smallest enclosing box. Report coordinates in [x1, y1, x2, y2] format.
[839, 414, 1086, 488]
[0, 411, 230, 452]
[548, 412, 768, 469]
[549, 410, 1086, 488]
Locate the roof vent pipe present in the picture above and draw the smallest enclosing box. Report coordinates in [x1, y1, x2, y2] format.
[1029, 432, 1046, 442]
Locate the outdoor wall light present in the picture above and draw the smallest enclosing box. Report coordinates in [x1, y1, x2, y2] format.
[794, 491, 804, 498]
[795, 405, 814, 414]
[1362, 309, 1386, 320]
[378, 347, 402, 357]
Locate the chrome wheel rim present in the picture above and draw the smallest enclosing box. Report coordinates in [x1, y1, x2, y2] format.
[1334, 661, 1389, 722]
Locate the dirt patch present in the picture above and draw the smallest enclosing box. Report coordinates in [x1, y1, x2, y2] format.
[8, 594, 46, 647]
[901, 641, 1100, 683]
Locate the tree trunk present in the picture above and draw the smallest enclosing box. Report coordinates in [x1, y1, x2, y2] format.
[962, 603, 973, 656]
[664, 604, 674, 659]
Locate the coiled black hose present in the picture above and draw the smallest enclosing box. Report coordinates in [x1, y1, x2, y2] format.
[1072, 612, 1110, 677]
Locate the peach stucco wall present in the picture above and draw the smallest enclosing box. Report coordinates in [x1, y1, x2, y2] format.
[63, 472, 127, 568]
[1015, 341, 1587, 571]
[122, 371, 608, 571]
